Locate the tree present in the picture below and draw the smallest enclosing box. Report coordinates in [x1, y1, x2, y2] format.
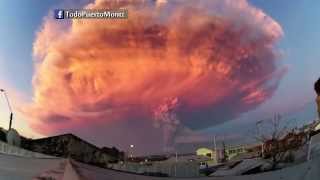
[254, 114, 307, 169]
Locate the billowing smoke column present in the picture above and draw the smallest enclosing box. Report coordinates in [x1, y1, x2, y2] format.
[27, 0, 285, 153]
[153, 97, 180, 152]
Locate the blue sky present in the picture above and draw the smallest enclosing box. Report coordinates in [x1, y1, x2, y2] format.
[246, 0, 320, 117]
[250, 0, 320, 101]
[0, 1, 64, 136]
[0, 0, 319, 138]
[0, 1, 60, 94]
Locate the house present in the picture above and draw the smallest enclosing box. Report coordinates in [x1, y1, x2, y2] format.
[263, 131, 308, 158]
[225, 145, 247, 160]
[196, 148, 215, 158]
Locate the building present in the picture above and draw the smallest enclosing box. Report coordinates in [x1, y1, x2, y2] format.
[196, 147, 218, 165]
[196, 145, 248, 163]
[196, 147, 214, 158]
[225, 145, 247, 160]
[263, 131, 308, 159]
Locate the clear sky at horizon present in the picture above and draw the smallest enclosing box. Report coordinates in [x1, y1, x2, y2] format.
[0, 0, 319, 141]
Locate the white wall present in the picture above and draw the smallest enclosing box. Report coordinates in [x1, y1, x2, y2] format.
[0, 140, 56, 158]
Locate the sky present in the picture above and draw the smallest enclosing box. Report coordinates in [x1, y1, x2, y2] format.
[249, 0, 320, 106]
[203, 0, 320, 134]
[0, 1, 62, 137]
[0, 0, 319, 154]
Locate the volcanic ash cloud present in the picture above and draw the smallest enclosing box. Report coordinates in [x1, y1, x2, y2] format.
[27, 0, 285, 153]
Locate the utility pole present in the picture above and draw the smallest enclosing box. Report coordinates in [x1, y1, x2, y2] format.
[174, 151, 178, 177]
[0, 89, 13, 130]
[213, 135, 217, 151]
[213, 135, 217, 161]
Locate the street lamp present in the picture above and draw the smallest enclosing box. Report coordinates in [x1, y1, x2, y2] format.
[0, 89, 13, 130]
[129, 144, 134, 158]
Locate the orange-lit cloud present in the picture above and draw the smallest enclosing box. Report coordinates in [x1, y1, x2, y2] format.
[26, 0, 285, 153]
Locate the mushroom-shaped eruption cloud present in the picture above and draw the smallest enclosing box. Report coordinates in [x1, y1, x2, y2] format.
[27, 0, 285, 153]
